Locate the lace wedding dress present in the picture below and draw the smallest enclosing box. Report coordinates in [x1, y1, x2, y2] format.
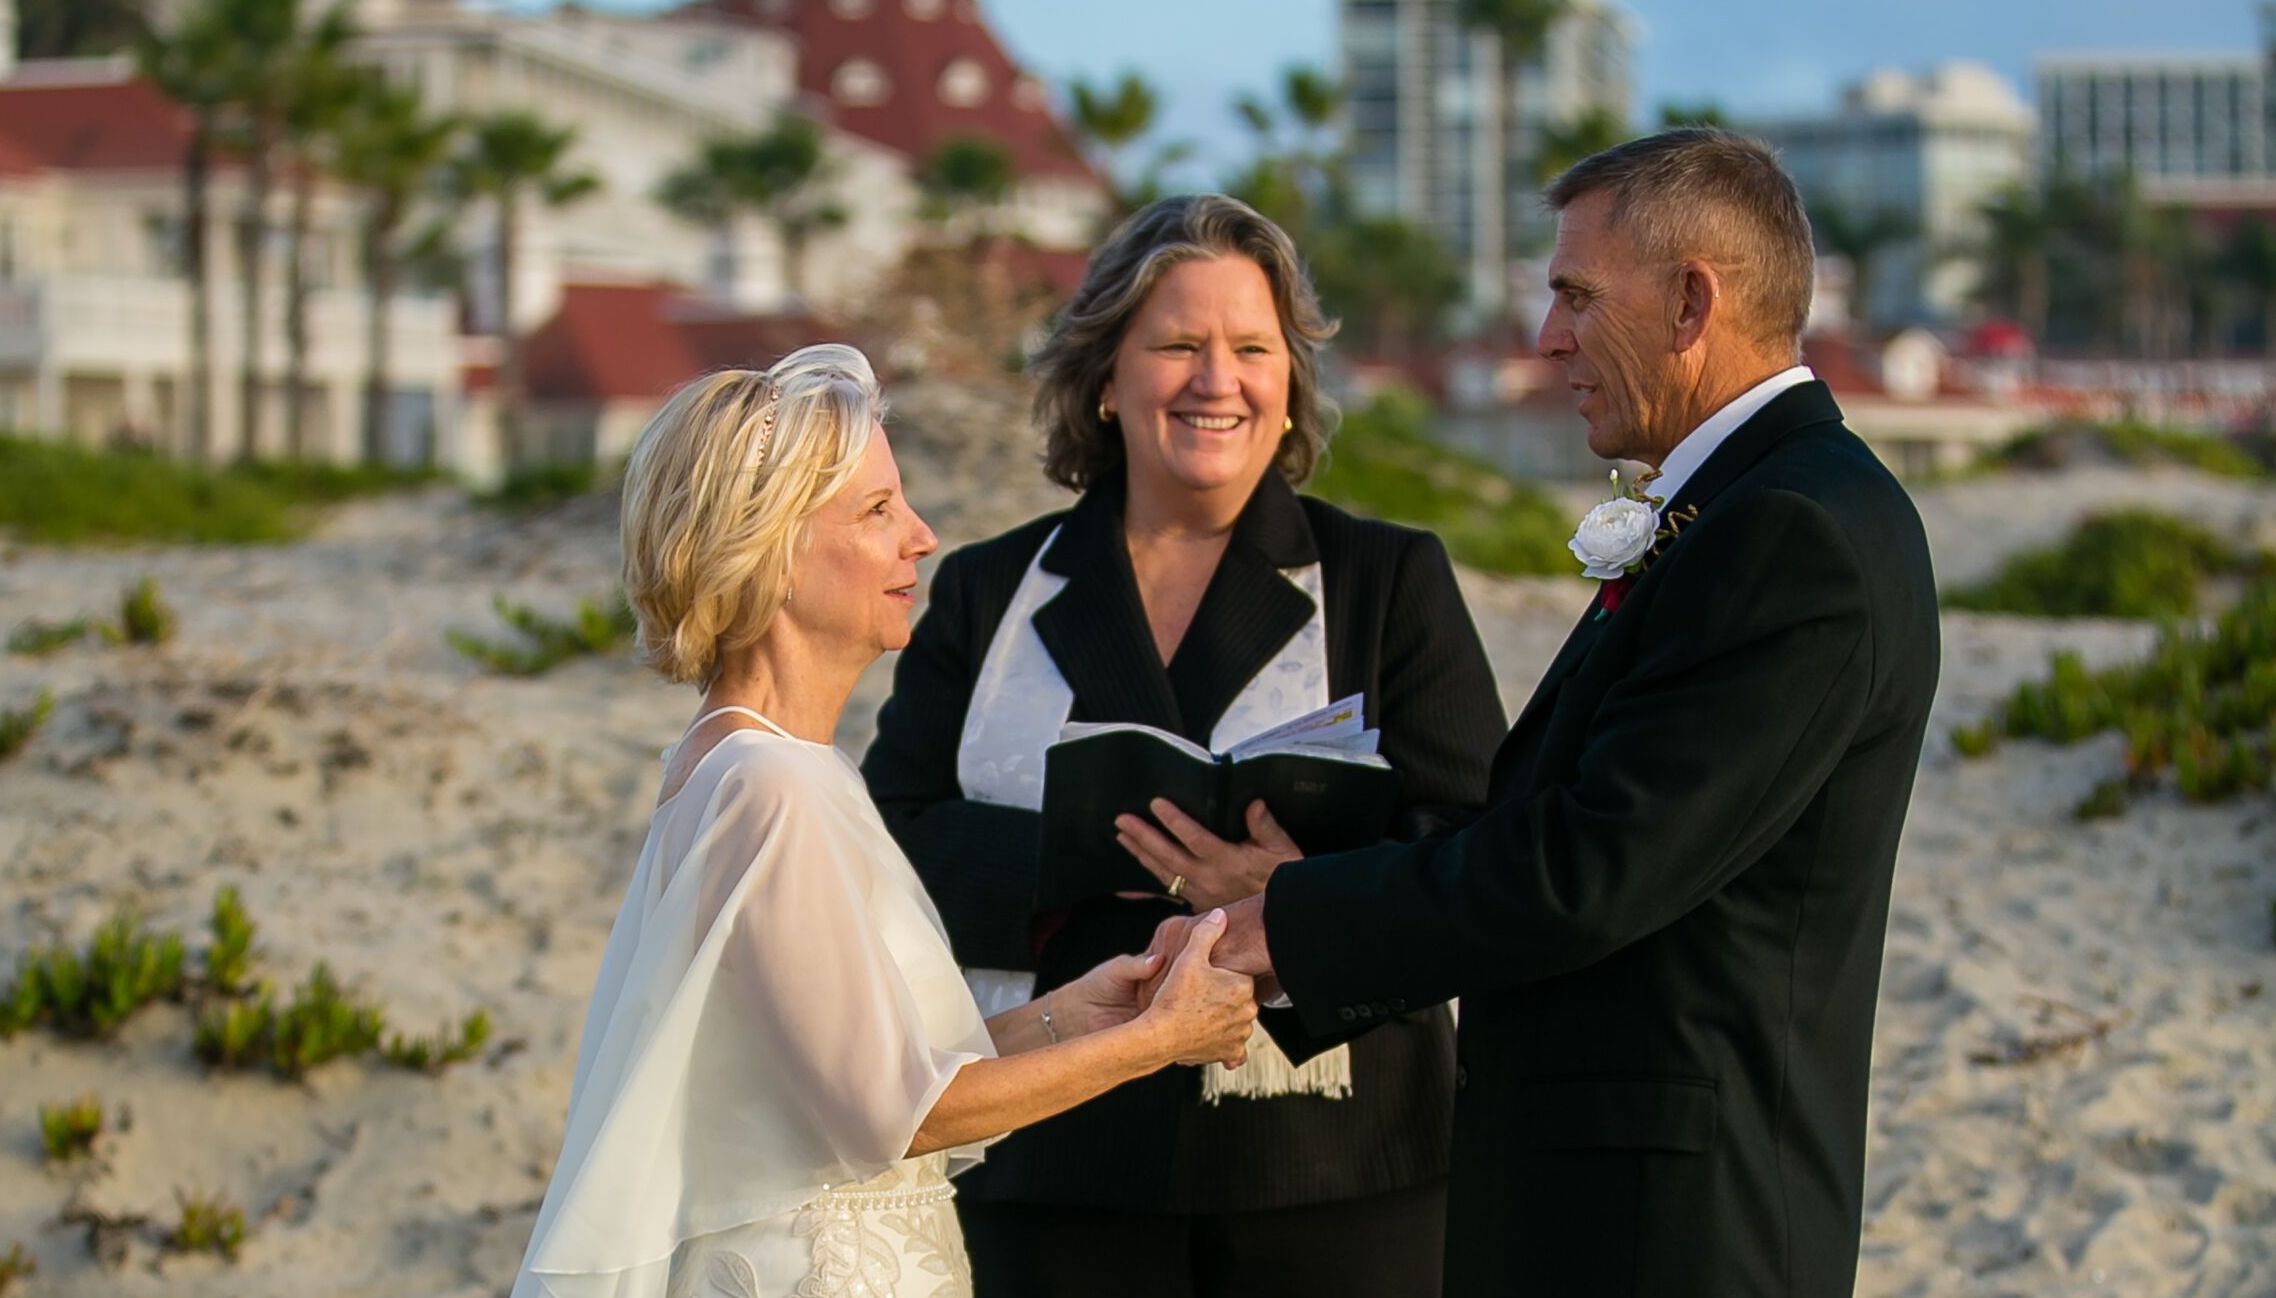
[514, 709, 996, 1298]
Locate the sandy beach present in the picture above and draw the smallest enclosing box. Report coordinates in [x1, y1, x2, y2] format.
[2, 420, 2273, 1294]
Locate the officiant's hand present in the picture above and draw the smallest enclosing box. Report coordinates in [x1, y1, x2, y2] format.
[1117, 798, 1301, 915]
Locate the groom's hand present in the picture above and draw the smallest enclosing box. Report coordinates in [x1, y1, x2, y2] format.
[1135, 896, 1279, 1010]
[1135, 914, 1200, 1011]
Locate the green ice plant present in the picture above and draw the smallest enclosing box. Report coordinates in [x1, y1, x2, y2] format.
[37, 1094, 103, 1162]
[168, 1189, 249, 1261]
[446, 592, 637, 676]
[0, 690, 53, 762]
[1953, 574, 2276, 815]
[382, 1008, 492, 1073]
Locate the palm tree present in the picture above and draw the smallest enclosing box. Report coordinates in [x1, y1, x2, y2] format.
[658, 117, 844, 306]
[1457, 0, 1570, 219]
[135, 3, 238, 461]
[446, 111, 601, 459]
[1657, 101, 1729, 129]
[1282, 66, 1345, 165]
[275, 4, 359, 460]
[2222, 218, 2276, 358]
[656, 139, 743, 294]
[1809, 200, 1916, 333]
[1974, 182, 2053, 343]
[333, 80, 460, 465]
[1309, 216, 1462, 358]
[738, 117, 844, 305]
[217, 0, 307, 459]
[918, 135, 1015, 241]
[1066, 72, 1189, 216]
[1069, 71, 1157, 186]
[17, 0, 146, 57]
[1535, 106, 1632, 183]
[1218, 67, 1347, 238]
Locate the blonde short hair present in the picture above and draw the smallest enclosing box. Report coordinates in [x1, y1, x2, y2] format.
[620, 343, 885, 686]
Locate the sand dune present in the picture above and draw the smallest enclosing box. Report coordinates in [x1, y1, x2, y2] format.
[0, 451, 2272, 1295]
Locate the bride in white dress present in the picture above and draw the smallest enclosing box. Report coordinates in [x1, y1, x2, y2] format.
[512, 346, 1259, 1298]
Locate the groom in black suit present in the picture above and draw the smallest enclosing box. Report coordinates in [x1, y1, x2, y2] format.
[1151, 130, 1940, 1295]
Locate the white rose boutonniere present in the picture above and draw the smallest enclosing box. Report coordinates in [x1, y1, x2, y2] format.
[1567, 496, 1658, 580]
[1570, 470, 1702, 615]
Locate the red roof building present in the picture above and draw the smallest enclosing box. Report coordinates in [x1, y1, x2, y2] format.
[0, 75, 202, 174]
[521, 280, 841, 402]
[687, 0, 1101, 186]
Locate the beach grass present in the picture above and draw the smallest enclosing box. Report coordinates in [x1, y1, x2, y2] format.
[37, 1095, 103, 1163]
[476, 461, 602, 514]
[1942, 509, 2266, 619]
[168, 1189, 249, 1261]
[0, 691, 53, 763]
[1951, 572, 2276, 815]
[0, 434, 434, 545]
[0, 912, 187, 1040]
[447, 593, 637, 676]
[1308, 388, 1575, 577]
[1986, 421, 2272, 480]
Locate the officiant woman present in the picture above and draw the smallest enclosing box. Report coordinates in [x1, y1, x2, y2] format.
[861, 194, 1505, 1298]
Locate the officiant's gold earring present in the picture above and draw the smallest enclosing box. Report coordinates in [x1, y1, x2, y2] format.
[1097, 399, 1114, 423]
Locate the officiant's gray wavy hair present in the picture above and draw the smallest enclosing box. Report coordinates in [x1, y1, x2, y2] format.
[620, 344, 884, 686]
[1544, 127, 1815, 354]
[1031, 193, 1339, 491]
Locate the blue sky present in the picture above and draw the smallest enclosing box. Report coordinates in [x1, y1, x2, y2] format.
[978, 0, 2258, 177]
[530, 1, 2261, 177]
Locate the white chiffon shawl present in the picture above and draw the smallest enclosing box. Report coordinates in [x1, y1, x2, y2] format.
[512, 730, 997, 1298]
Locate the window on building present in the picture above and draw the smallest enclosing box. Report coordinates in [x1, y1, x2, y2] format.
[833, 58, 889, 106]
[0, 218, 14, 280]
[906, 0, 944, 16]
[939, 57, 989, 108]
[828, 0, 873, 17]
[144, 211, 189, 277]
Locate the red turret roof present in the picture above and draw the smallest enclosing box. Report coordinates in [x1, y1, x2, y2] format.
[688, 0, 1101, 185]
[521, 280, 839, 401]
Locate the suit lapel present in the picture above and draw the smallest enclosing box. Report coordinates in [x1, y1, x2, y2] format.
[1031, 475, 1185, 733]
[1166, 473, 1319, 742]
[1488, 381, 1851, 794]
[1658, 380, 1847, 522]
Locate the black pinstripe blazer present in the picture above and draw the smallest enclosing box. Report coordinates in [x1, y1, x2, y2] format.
[859, 469, 1507, 1213]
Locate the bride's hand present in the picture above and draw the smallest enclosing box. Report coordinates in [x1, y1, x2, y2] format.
[1138, 909, 1258, 1068]
[1053, 950, 1164, 1037]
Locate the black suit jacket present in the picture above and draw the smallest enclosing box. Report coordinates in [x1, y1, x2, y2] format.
[861, 469, 1506, 1213]
[1265, 383, 1940, 1295]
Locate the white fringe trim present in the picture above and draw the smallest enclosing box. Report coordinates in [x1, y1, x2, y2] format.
[1200, 1025, 1351, 1104]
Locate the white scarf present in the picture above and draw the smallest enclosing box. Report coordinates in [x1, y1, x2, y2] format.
[954, 527, 1352, 1103]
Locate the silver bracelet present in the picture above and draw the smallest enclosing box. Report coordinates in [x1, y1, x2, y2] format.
[1039, 992, 1061, 1045]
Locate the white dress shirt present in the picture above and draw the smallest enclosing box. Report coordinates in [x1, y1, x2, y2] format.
[1644, 366, 1815, 518]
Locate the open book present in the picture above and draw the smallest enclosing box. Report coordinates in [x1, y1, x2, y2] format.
[1035, 695, 1401, 910]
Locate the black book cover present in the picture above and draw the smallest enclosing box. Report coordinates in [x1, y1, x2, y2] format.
[1035, 729, 1401, 911]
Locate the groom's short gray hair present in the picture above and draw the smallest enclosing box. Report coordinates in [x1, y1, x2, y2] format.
[1545, 128, 1815, 351]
